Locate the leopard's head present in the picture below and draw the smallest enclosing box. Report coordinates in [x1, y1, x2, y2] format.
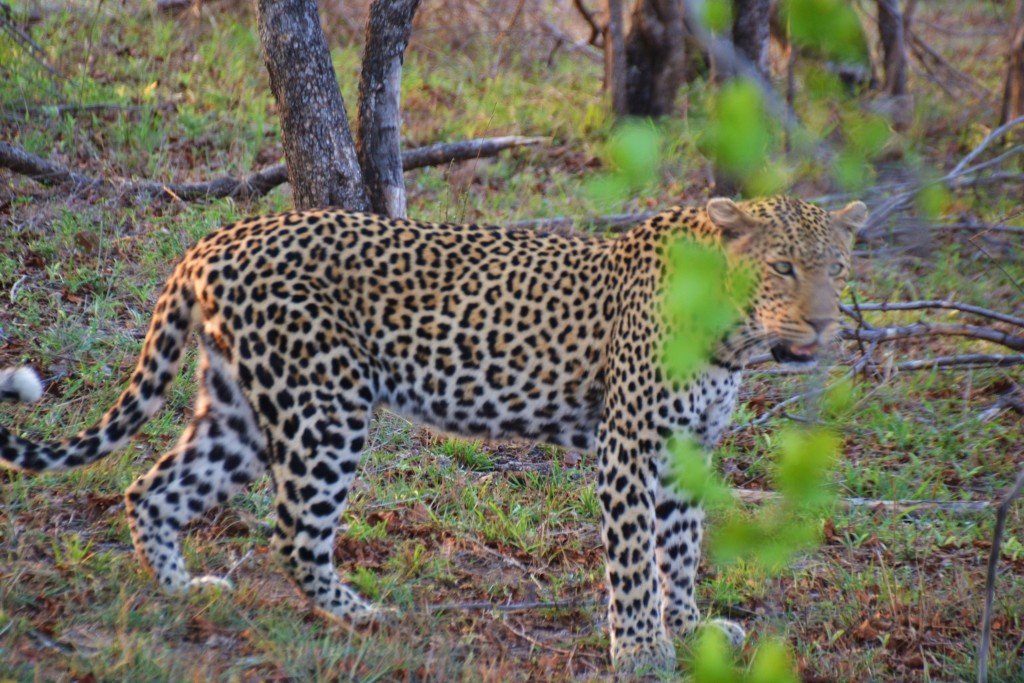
[707, 195, 867, 365]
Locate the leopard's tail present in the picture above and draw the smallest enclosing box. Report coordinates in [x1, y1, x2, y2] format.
[1, 264, 197, 473]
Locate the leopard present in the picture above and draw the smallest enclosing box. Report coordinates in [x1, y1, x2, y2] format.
[0, 195, 866, 673]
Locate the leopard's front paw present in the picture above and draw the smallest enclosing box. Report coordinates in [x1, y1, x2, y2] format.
[704, 618, 746, 648]
[611, 636, 677, 674]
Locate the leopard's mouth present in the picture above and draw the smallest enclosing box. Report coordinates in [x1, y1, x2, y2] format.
[769, 341, 819, 364]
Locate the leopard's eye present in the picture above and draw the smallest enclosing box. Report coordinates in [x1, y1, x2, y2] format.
[827, 262, 844, 277]
[771, 261, 794, 276]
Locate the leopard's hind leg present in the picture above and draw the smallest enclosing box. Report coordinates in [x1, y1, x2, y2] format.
[125, 338, 266, 593]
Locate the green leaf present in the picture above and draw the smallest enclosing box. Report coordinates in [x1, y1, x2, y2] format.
[747, 638, 799, 683]
[775, 427, 840, 508]
[692, 626, 741, 683]
[700, 0, 735, 33]
[783, 0, 870, 65]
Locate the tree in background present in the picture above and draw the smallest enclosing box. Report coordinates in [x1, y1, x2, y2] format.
[255, 0, 419, 215]
[255, 0, 372, 211]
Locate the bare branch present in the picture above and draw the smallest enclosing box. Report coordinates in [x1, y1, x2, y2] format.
[847, 300, 1024, 329]
[572, 0, 604, 47]
[400, 136, 546, 170]
[840, 322, 1024, 352]
[891, 353, 1024, 371]
[977, 465, 1024, 683]
[427, 598, 597, 613]
[733, 489, 992, 514]
[0, 137, 547, 202]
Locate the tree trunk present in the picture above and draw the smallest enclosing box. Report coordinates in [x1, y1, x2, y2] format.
[877, 0, 907, 96]
[604, 0, 629, 116]
[731, 0, 771, 78]
[356, 0, 420, 218]
[620, 0, 688, 116]
[255, 0, 370, 211]
[1000, 2, 1024, 126]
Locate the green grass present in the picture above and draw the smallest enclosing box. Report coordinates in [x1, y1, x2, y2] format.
[1, 0, 1023, 680]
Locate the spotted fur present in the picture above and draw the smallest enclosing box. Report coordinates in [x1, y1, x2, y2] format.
[1, 196, 865, 672]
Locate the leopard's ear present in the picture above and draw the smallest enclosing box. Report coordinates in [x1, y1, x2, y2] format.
[706, 197, 756, 242]
[830, 200, 868, 237]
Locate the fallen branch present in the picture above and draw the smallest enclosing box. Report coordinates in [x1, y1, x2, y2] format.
[1, 103, 151, 121]
[0, 136, 546, 201]
[507, 210, 657, 232]
[400, 135, 545, 170]
[892, 353, 1024, 371]
[863, 116, 1024, 235]
[733, 488, 992, 514]
[977, 465, 1024, 683]
[427, 598, 597, 613]
[840, 322, 1024, 352]
[848, 300, 1024, 329]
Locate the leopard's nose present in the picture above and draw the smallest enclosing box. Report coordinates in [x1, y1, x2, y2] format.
[804, 318, 834, 335]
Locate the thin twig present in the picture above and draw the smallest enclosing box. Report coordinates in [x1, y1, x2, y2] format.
[977, 466, 1024, 683]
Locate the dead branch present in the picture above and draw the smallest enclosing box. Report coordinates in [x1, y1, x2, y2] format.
[427, 598, 597, 613]
[572, 0, 603, 47]
[400, 136, 545, 170]
[507, 210, 657, 232]
[1, 103, 149, 118]
[749, 353, 1024, 375]
[891, 353, 1024, 371]
[977, 465, 1024, 683]
[841, 322, 1024, 352]
[0, 7, 62, 81]
[906, 28, 990, 101]
[864, 116, 1024, 234]
[848, 300, 1024, 329]
[733, 488, 992, 514]
[0, 136, 546, 202]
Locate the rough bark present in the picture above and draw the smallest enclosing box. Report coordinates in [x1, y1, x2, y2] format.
[621, 0, 688, 116]
[255, 0, 370, 211]
[356, 0, 420, 218]
[731, 0, 771, 78]
[999, 2, 1024, 126]
[877, 0, 907, 95]
[604, 0, 629, 115]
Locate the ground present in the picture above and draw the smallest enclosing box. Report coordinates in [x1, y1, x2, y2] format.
[1, 0, 1022, 680]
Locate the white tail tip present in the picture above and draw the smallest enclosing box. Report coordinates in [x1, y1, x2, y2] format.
[1, 367, 44, 403]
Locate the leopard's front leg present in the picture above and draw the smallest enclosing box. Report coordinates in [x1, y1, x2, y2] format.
[597, 420, 675, 673]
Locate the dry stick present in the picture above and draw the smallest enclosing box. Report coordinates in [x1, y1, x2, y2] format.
[841, 322, 1024, 353]
[847, 301, 1024, 329]
[733, 489, 991, 514]
[864, 118, 1024, 234]
[0, 136, 546, 201]
[427, 598, 597, 613]
[977, 465, 1024, 683]
[507, 210, 658, 232]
